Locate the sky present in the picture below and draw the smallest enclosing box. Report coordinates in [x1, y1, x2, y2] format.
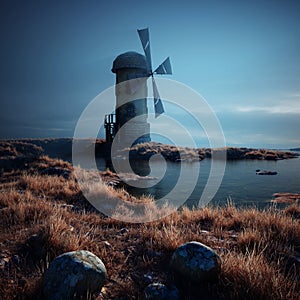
[0, 0, 300, 148]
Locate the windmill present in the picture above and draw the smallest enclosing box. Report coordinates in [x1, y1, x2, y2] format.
[104, 27, 172, 145]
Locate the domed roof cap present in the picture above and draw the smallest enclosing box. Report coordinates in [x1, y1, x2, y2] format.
[112, 51, 148, 73]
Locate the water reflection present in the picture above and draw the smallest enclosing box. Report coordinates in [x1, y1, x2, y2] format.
[96, 156, 300, 209]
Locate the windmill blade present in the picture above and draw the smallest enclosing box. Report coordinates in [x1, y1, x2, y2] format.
[152, 77, 165, 118]
[154, 57, 172, 75]
[137, 28, 152, 72]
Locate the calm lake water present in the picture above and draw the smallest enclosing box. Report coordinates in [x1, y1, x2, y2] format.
[98, 152, 300, 209]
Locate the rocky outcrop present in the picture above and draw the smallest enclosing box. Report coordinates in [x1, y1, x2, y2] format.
[225, 147, 298, 160]
[127, 143, 183, 162]
[256, 169, 277, 175]
[144, 283, 179, 300]
[271, 193, 300, 204]
[43, 250, 107, 300]
[170, 241, 221, 283]
[118, 143, 299, 163]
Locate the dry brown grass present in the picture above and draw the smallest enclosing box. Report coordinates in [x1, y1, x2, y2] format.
[126, 142, 203, 162]
[0, 157, 299, 299]
[284, 203, 300, 219]
[220, 250, 298, 300]
[19, 173, 79, 200]
[35, 155, 73, 170]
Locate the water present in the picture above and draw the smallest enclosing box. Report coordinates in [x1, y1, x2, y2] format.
[97, 153, 300, 209]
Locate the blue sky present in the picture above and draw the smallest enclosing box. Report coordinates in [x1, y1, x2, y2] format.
[0, 0, 300, 148]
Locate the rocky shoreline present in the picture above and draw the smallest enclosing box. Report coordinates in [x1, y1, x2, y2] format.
[1, 139, 298, 166]
[125, 142, 299, 162]
[271, 193, 300, 204]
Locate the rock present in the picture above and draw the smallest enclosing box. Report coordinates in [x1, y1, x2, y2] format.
[26, 233, 46, 259]
[256, 169, 277, 175]
[244, 150, 264, 160]
[144, 283, 179, 300]
[43, 250, 107, 300]
[271, 193, 300, 204]
[103, 241, 112, 248]
[58, 204, 75, 210]
[119, 228, 129, 235]
[0, 256, 10, 270]
[170, 241, 221, 283]
[143, 273, 154, 285]
[265, 154, 278, 160]
[12, 254, 20, 265]
[226, 147, 247, 159]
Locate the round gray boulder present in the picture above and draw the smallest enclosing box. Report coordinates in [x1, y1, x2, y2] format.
[170, 241, 221, 283]
[43, 250, 107, 300]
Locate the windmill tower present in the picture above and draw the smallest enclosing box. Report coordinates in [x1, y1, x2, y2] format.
[105, 28, 172, 146]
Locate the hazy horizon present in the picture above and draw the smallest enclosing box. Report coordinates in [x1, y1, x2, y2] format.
[1, 137, 299, 151]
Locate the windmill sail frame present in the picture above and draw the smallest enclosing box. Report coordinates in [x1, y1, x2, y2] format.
[137, 27, 172, 118]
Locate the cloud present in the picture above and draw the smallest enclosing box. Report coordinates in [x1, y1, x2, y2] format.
[22, 126, 70, 132]
[234, 95, 300, 114]
[235, 104, 300, 114]
[216, 109, 300, 148]
[223, 131, 299, 148]
[212, 92, 300, 116]
[286, 92, 300, 99]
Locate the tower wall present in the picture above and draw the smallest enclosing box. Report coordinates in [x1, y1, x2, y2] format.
[112, 52, 151, 145]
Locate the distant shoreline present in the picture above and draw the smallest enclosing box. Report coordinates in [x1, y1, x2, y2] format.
[0, 138, 299, 166]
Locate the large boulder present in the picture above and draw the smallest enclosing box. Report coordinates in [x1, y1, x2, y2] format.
[170, 241, 221, 283]
[43, 250, 107, 300]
